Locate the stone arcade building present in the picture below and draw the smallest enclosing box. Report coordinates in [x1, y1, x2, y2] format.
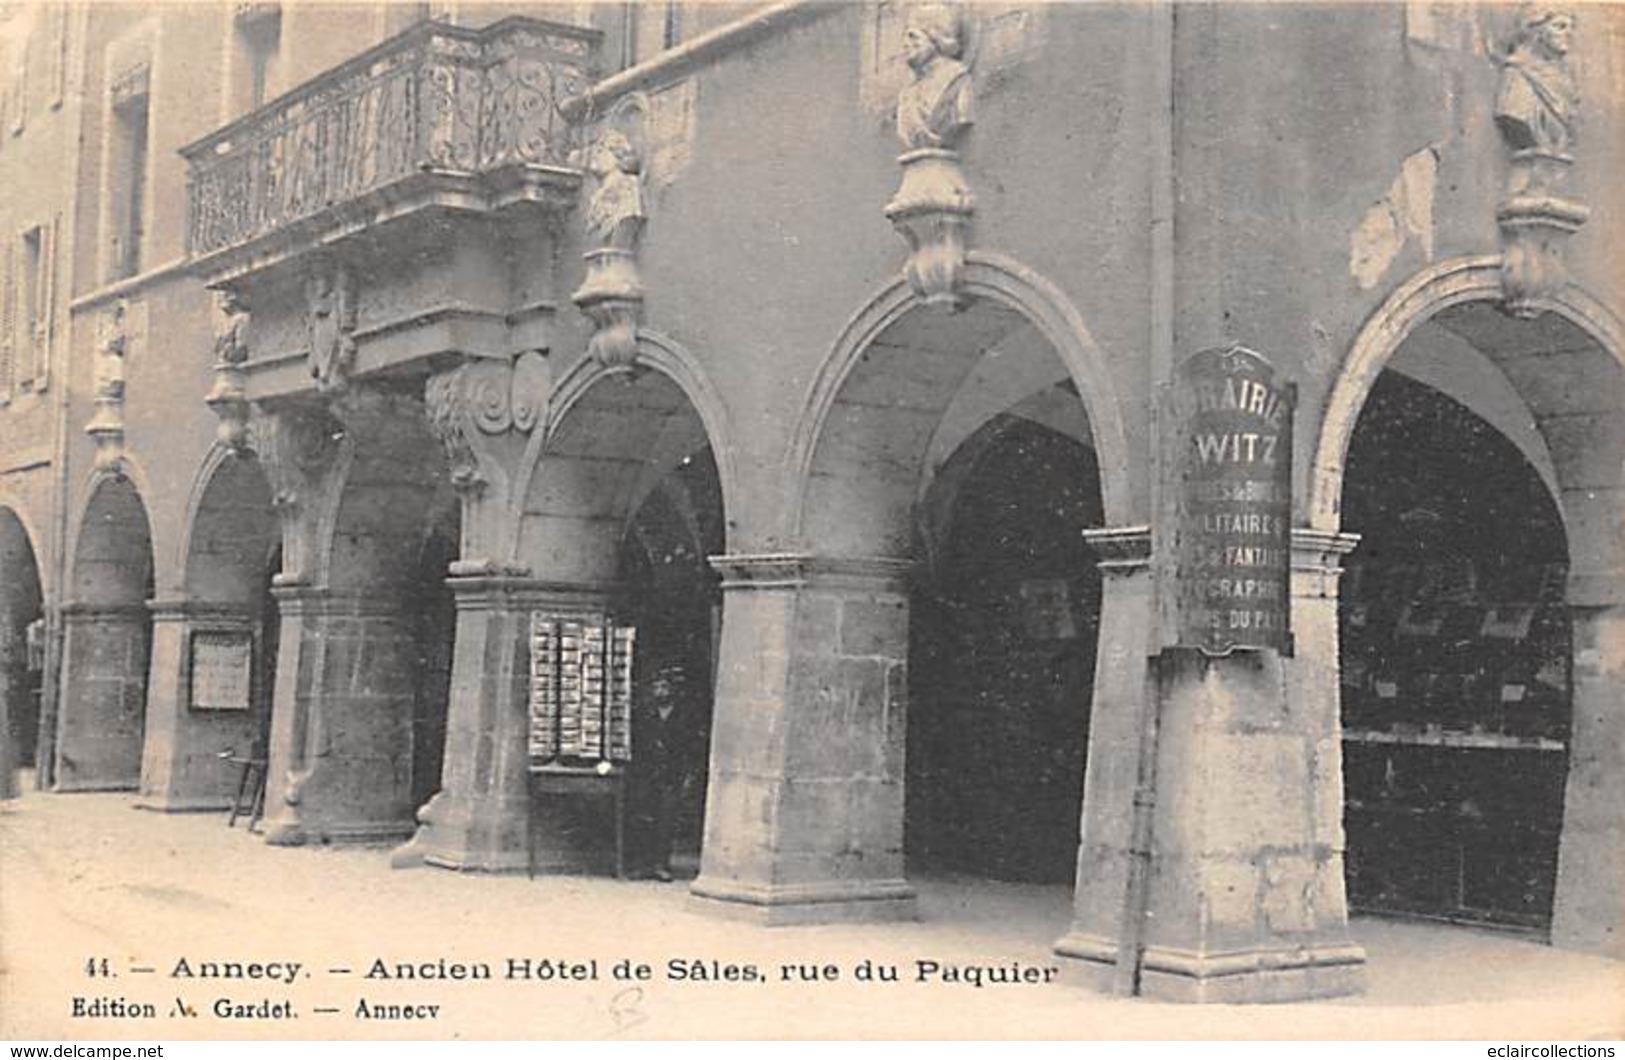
[0, 1, 1621, 1004]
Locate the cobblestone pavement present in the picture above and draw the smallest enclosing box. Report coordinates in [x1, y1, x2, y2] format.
[2, 787, 1621, 1040]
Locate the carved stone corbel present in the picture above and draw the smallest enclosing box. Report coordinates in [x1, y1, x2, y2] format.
[204, 288, 252, 449]
[1493, 7, 1588, 318]
[305, 262, 358, 392]
[249, 403, 344, 586]
[424, 350, 551, 575]
[571, 109, 648, 369]
[885, 3, 975, 311]
[85, 299, 129, 474]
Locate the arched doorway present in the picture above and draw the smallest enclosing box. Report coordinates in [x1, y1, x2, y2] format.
[782, 278, 1119, 914]
[409, 514, 458, 811]
[0, 506, 45, 795]
[909, 406, 1103, 883]
[257, 392, 459, 846]
[58, 476, 155, 791]
[516, 359, 726, 878]
[143, 452, 279, 810]
[1339, 369, 1569, 931]
[1315, 267, 1625, 957]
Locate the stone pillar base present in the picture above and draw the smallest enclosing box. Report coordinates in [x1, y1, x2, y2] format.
[132, 793, 234, 813]
[696, 554, 914, 926]
[392, 790, 530, 873]
[50, 777, 140, 793]
[263, 819, 414, 847]
[54, 604, 149, 792]
[1052, 932, 1124, 995]
[1137, 944, 1365, 1004]
[688, 876, 918, 926]
[138, 601, 259, 813]
[261, 587, 420, 848]
[1056, 933, 1364, 1002]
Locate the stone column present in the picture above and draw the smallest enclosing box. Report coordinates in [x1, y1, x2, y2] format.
[691, 554, 916, 925]
[1284, 528, 1365, 974]
[1055, 527, 1156, 989]
[1056, 527, 1365, 1003]
[1552, 574, 1625, 960]
[395, 578, 610, 873]
[53, 603, 150, 791]
[261, 586, 419, 845]
[136, 599, 258, 811]
[0, 618, 21, 798]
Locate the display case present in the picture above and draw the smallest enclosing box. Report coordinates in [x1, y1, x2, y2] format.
[526, 614, 637, 877]
[1339, 557, 1571, 931]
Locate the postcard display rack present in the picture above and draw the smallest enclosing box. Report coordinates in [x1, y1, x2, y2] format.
[1338, 559, 1571, 931]
[526, 614, 636, 876]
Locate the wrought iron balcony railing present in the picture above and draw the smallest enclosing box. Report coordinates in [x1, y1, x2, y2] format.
[184, 17, 598, 262]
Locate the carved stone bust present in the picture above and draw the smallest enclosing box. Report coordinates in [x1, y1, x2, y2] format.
[1495, 6, 1578, 158]
[895, 3, 974, 153]
[93, 299, 128, 402]
[583, 129, 647, 252]
[213, 289, 250, 367]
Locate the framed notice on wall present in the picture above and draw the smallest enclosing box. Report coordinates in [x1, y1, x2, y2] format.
[189, 630, 253, 712]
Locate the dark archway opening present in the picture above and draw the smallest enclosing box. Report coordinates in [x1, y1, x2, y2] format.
[1, 509, 45, 790]
[518, 367, 726, 878]
[1340, 370, 1570, 933]
[908, 415, 1102, 883]
[253, 545, 282, 764]
[615, 446, 723, 878]
[58, 476, 155, 791]
[409, 515, 459, 809]
[178, 454, 280, 808]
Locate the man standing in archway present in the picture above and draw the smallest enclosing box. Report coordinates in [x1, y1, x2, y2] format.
[634, 662, 700, 882]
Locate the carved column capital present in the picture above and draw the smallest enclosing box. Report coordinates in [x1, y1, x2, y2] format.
[426, 359, 514, 491]
[423, 352, 551, 576]
[1290, 528, 1361, 600]
[1083, 525, 1153, 576]
[707, 552, 913, 593]
[249, 402, 345, 586]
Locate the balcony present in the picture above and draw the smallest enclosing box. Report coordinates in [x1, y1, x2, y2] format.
[184, 17, 599, 274]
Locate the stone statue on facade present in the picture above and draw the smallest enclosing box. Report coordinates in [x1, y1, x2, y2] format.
[885, 3, 976, 310]
[583, 130, 648, 252]
[206, 288, 252, 449]
[572, 126, 648, 369]
[305, 265, 357, 393]
[1492, 5, 1588, 318]
[85, 299, 129, 473]
[1495, 6, 1578, 161]
[896, 3, 975, 153]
